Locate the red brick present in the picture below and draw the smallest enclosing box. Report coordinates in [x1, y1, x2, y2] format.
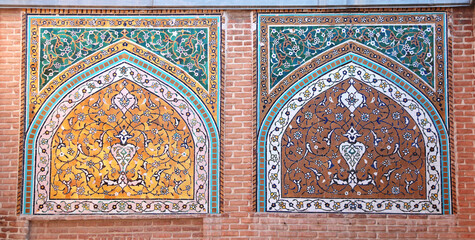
[0, 6, 474, 240]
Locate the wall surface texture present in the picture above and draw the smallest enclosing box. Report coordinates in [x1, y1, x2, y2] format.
[1, 6, 475, 239]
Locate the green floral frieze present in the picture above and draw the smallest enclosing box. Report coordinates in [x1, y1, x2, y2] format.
[39, 28, 208, 89]
[269, 25, 434, 88]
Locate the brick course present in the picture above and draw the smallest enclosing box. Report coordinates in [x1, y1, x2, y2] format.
[0, 7, 475, 239]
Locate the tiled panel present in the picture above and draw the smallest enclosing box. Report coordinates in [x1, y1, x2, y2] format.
[21, 14, 222, 214]
[256, 12, 452, 214]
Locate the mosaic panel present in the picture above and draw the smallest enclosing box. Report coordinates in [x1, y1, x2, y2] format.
[21, 14, 221, 215]
[256, 12, 452, 214]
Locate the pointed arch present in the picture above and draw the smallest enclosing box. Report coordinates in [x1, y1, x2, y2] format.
[23, 51, 219, 214]
[257, 55, 451, 214]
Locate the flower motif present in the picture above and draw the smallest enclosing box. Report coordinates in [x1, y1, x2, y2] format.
[361, 113, 370, 122]
[403, 132, 412, 141]
[294, 131, 303, 140]
[304, 111, 313, 120]
[392, 186, 400, 195]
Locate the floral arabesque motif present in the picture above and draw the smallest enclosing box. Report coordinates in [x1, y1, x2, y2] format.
[35, 63, 210, 214]
[39, 28, 208, 89]
[50, 79, 194, 199]
[269, 25, 434, 88]
[281, 78, 426, 199]
[265, 63, 442, 213]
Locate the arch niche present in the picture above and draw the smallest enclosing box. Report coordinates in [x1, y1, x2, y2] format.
[27, 45, 217, 214]
[262, 52, 448, 214]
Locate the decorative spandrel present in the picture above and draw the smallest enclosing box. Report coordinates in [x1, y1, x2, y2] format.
[21, 13, 221, 215]
[25, 15, 220, 126]
[257, 12, 451, 214]
[268, 25, 435, 88]
[38, 28, 209, 89]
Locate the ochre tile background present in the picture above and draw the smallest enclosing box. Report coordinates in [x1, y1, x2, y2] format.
[0, 7, 475, 239]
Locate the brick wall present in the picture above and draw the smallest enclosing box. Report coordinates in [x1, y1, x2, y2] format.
[0, 7, 475, 239]
[0, 8, 28, 240]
